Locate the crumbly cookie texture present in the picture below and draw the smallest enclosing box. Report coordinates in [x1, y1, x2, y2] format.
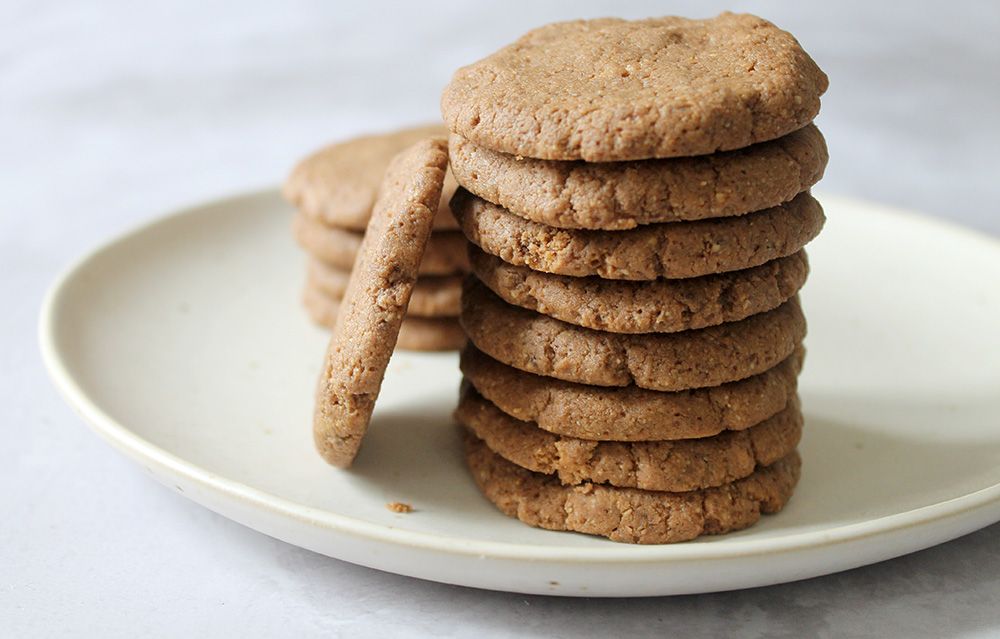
[307, 260, 462, 318]
[292, 213, 469, 275]
[442, 13, 827, 162]
[460, 344, 803, 441]
[461, 278, 806, 391]
[464, 432, 802, 544]
[457, 385, 802, 492]
[283, 123, 459, 230]
[386, 502, 414, 513]
[448, 125, 827, 230]
[313, 138, 449, 467]
[302, 285, 465, 351]
[451, 189, 824, 280]
[470, 246, 809, 334]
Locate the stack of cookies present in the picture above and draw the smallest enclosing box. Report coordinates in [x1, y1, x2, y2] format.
[284, 125, 468, 351]
[442, 14, 829, 543]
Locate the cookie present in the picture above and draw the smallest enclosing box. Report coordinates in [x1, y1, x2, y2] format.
[313, 138, 448, 467]
[448, 125, 827, 230]
[457, 385, 802, 492]
[306, 258, 351, 299]
[402, 275, 463, 318]
[292, 214, 360, 271]
[451, 189, 824, 280]
[303, 285, 465, 351]
[460, 344, 803, 441]
[461, 278, 806, 391]
[283, 123, 459, 230]
[307, 260, 462, 318]
[292, 213, 469, 276]
[392, 315, 466, 351]
[464, 432, 801, 544]
[441, 13, 827, 162]
[470, 246, 808, 334]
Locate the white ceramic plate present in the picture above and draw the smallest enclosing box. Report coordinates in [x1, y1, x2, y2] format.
[40, 189, 1000, 597]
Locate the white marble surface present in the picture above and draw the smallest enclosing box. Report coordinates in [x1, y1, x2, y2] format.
[3, 1, 999, 636]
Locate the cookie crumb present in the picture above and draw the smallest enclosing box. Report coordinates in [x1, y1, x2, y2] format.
[386, 501, 413, 513]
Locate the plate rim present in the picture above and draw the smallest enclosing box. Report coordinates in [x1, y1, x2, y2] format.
[38, 186, 1000, 564]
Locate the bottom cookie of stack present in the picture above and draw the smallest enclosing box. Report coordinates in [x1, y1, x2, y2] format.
[461, 426, 801, 545]
[454, 347, 803, 543]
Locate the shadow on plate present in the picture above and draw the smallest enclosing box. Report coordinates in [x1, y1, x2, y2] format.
[342, 390, 1000, 530]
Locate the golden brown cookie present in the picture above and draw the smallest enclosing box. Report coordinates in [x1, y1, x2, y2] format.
[448, 125, 827, 230]
[451, 189, 824, 280]
[441, 13, 827, 162]
[457, 385, 802, 492]
[307, 260, 462, 318]
[283, 123, 459, 230]
[313, 138, 448, 467]
[464, 431, 801, 544]
[302, 285, 465, 351]
[470, 246, 809, 334]
[461, 278, 806, 391]
[292, 213, 469, 276]
[460, 344, 803, 441]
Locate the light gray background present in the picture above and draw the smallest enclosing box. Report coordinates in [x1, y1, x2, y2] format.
[3, 1, 999, 637]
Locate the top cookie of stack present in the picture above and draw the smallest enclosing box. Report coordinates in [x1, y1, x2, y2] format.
[444, 13, 828, 230]
[442, 13, 828, 543]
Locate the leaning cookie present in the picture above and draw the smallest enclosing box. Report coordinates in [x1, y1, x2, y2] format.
[457, 385, 802, 492]
[470, 246, 809, 334]
[452, 189, 824, 280]
[303, 285, 464, 351]
[307, 260, 462, 318]
[460, 344, 803, 441]
[313, 138, 449, 468]
[441, 14, 827, 161]
[464, 432, 802, 544]
[283, 123, 459, 231]
[461, 279, 806, 391]
[293, 213, 469, 275]
[448, 125, 827, 230]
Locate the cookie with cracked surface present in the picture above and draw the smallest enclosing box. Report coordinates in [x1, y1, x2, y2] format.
[457, 384, 802, 492]
[283, 123, 459, 230]
[307, 260, 462, 318]
[313, 138, 449, 468]
[448, 124, 827, 230]
[470, 245, 809, 334]
[461, 278, 806, 391]
[292, 213, 469, 276]
[460, 344, 803, 441]
[303, 285, 465, 351]
[441, 13, 827, 162]
[464, 431, 802, 544]
[451, 189, 824, 280]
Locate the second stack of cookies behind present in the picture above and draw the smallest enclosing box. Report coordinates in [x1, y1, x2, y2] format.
[284, 124, 468, 350]
[442, 13, 829, 543]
